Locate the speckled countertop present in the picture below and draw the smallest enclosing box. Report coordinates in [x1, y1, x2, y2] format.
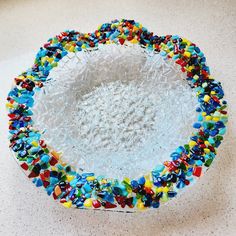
[0, 0, 236, 235]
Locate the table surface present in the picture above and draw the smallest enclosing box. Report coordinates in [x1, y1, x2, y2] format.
[0, 0, 236, 235]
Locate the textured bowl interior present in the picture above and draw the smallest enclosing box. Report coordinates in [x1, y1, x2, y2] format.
[32, 43, 197, 180]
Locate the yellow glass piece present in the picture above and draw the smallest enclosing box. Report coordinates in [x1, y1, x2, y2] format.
[31, 140, 38, 147]
[6, 103, 14, 108]
[47, 57, 54, 63]
[51, 150, 60, 160]
[41, 57, 47, 64]
[63, 201, 72, 208]
[66, 175, 74, 182]
[144, 180, 152, 188]
[168, 51, 174, 57]
[156, 187, 163, 193]
[130, 38, 138, 44]
[133, 26, 139, 32]
[87, 176, 95, 181]
[162, 187, 169, 193]
[137, 200, 145, 209]
[69, 46, 75, 52]
[184, 51, 191, 58]
[189, 140, 197, 147]
[84, 198, 93, 207]
[205, 115, 212, 121]
[182, 38, 191, 46]
[204, 148, 210, 154]
[204, 141, 210, 146]
[203, 95, 210, 103]
[123, 177, 130, 183]
[51, 166, 57, 171]
[187, 66, 194, 72]
[213, 117, 220, 122]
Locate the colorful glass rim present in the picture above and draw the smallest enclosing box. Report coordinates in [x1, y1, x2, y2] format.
[6, 19, 228, 210]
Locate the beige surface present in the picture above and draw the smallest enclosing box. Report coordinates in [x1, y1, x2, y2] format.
[0, 0, 236, 235]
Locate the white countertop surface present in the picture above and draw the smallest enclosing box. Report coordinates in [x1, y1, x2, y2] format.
[0, 0, 236, 235]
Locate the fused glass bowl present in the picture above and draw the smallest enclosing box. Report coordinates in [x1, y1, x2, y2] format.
[7, 19, 228, 211]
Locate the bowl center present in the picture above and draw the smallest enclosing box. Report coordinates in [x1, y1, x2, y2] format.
[32, 44, 197, 180]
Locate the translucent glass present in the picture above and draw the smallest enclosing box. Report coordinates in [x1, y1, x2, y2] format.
[32, 44, 198, 180]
